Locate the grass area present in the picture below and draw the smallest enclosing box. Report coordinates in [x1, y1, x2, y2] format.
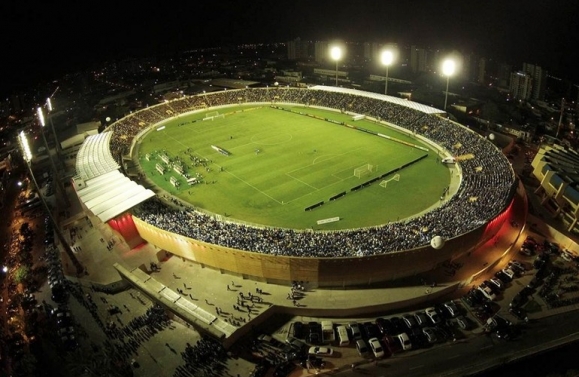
[136, 105, 451, 230]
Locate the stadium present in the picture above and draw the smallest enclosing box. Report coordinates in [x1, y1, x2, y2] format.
[74, 86, 517, 287]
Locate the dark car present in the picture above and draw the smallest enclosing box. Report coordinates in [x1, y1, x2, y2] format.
[389, 317, 406, 335]
[495, 270, 511, 284]
[375, 317, 394, 335]
[292, 321, 305, 339]
[363, 322, 380, 339]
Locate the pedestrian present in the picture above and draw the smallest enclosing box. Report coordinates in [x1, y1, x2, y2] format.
[292, 300, 297, 306]
[227, 285, 230, 291]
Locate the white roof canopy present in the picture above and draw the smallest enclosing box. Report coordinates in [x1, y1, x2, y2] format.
[75, 133, 155, 222]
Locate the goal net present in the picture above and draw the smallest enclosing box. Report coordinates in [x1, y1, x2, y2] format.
[379, 174, 400, 188]
[354, 164, 374, 178]
[203, 111, 225, 121]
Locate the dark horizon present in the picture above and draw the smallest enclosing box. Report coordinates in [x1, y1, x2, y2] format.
[2, 0, 579, 97]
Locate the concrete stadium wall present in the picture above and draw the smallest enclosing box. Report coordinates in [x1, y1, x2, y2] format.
[132, 216, 487, 287]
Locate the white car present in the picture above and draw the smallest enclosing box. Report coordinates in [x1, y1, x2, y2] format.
[308, 346, 334, 357]
[425, 307, 442, 324]
[490, 278, 504, 291]
[368, 337, 385, 358]
[478, 285, 497, 301]
[502, 268, 516, 280]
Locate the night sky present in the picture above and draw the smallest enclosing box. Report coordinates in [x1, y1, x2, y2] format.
[1, 0, 578, 96]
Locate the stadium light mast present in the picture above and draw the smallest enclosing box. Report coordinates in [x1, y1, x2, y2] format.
[442, 58, 456, 111]
[381, 50, 394, 95]
[330, 46, 342, 87]
[46, 98, 61, 153]
[37, 107, 69, 206]
[18, 131, 84, 274]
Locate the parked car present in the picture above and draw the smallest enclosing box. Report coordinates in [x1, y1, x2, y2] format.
[389, 317, 406, 334]
[508, 260, 526, 273]
[402, 314, 418, 330]
[368, 337, 385, 358]
[396, 332, 413, 351]
[308, 346, 334, 357]
[292, 321, 305, 339]
[363, 322, 380, 339]
[375, 318, 394, 335]
[443, 301, 460, 317]
[355, 339, 369, 356]
[348, 322, 362, 340]
[455, 316, 471, 330]
[425, 307, 442, 325]
[477, 286, 497, 301]
[490, 278, 504, 291]
[413, 311, 429, 327]
[422, 327, 437, 343]
[501, 268, 516, 281]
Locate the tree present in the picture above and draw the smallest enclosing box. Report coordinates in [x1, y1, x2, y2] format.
[14, 266, 29, 284]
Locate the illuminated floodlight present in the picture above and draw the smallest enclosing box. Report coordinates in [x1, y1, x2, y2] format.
[381, 50, 394, 66]
[330, 46, 343, 86]
[19, 131, 32, 162]
[37, 107, 46, 127]
[442, 59, 456, 77]
[330, 46, 342, 61]
[381, 50, 394, 95]
[442, 58, 456, 111]
[2, 266, 7, 273]
[46, 98, 53, 112]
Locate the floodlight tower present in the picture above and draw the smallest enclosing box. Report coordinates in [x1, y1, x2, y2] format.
[46, 98, 61, 153]
[442, 59, 456, 111]
[330, 46, 342, 87]
[381, 50, 394, 95]
[18, 131, 84, 274]
[37, 107, 69, 206]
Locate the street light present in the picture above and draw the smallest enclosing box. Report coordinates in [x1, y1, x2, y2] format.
[442, 59, 456, 111]
[18, 131, 84, 274]
[330, 46, 342, 86]
[381, 50, 394, 95]
[37, 107, 69, 206]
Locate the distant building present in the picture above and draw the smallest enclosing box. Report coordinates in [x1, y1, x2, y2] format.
[287, 38, 310, 60]
[510, 71, 533, 100]
[497, 63, 512, 88]
[363, 42, 383, 62]
[410, 46, 428, 73]
[523, 63, 547, 100]
[314, 41, 329, 63]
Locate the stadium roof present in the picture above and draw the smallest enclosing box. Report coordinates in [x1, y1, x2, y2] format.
[210, 78, 260, 89]
[310, 85, 445, 115]
[75, 132, 155, 222]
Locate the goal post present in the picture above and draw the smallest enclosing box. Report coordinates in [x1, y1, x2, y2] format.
[379, 173, 400, 188]
[354, 164, 374, 178]
[203, 111, 225, 121]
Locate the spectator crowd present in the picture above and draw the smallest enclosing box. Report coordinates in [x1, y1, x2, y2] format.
[105, 87, 516, 257]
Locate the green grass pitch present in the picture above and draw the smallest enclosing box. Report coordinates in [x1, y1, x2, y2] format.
[136, 105, 451, 230]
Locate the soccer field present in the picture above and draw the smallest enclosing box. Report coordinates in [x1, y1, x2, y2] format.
[136, 105, 451, 230]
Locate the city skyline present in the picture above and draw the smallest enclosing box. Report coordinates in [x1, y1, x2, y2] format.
[1, 0, 578, 97]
